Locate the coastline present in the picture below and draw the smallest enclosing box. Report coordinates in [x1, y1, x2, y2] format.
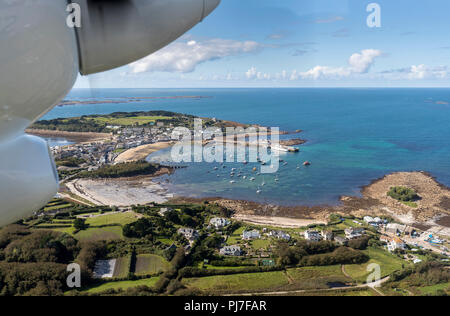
[114, 141, 175, 163]
[166, 171, 450, 235]
[26, 129, 111, 143]
[36, 111, 449, 236]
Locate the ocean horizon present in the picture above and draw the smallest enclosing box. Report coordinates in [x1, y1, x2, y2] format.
[42, 88, 450, 206]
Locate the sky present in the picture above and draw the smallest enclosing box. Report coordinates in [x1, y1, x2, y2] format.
[74, 0, 450, 88]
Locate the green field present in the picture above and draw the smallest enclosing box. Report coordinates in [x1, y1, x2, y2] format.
[287, 265, 349, 281]
[74, 226, 124, 241]
[282, 288, 379, 296]
[87, 116, 171, 126]
[226, 226, 246, 245]
[81, 277, 159, 294]
[183, 271, 290, 294]
[344, 247, 406, 283]
[135, 254, 170, 275]
[418, 282, 449, 295]
[113, 257, 131, 278]
[84, 212, 139, 226]
[286, 265, 353, 290]
[43, 203, 73, 212]
[249, 239, 271, 250]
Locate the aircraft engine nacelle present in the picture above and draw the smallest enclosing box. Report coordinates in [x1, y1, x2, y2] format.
[0, 135, 59, 226]
[74, 0, 221, 75]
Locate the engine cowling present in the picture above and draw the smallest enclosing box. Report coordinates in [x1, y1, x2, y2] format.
[74, 0, 221, 75]
[0, 135, 59, 226]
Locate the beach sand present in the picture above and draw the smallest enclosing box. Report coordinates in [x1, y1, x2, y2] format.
[115, 141, 175, 163]
[66, 178, 173, 206]
[232, 214, 326, 228]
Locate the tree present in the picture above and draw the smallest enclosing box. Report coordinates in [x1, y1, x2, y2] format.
[74, 218, 87, 231]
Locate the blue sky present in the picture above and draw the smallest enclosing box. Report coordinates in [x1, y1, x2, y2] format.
[74, 0, 450, 88]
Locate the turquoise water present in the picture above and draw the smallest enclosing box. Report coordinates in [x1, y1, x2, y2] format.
[43, 88, 450, 206]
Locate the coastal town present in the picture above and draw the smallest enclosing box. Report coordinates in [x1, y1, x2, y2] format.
[4, 110, 445, 296]
[4, 193, 446, 296]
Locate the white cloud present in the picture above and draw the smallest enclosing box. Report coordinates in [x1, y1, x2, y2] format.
[246, 66, 257, 79]
[407, 65, 448, 79]
[348, 49, 382, 73]
[301, 49, 382, 79]
[381, 64, 449, 80]
[130, 39, 261, 74]
[246, 67, 271, 80]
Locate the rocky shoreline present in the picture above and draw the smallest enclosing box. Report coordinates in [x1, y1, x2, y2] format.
[170, 171, 450, 235]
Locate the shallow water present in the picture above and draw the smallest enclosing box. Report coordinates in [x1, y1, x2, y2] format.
[44, 88, 450, 206]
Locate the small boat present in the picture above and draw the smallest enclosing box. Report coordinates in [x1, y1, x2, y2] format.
[303, 161, 311, 166]
[243, 176, 247, 179]
[230, 180, 235, 184]
[252, 167, 257, 172]
[283, 162, 288, 166]
[243, 160, 248, 165]
[213, 167, 218, 170]
[250, 177, 255, 181]
[256, 189, 262, 194]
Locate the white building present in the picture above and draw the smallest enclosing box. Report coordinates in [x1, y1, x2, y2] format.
[345, 227, 365, 239]
[178, 227, 199, 242]
[304, 230, 322, 242]
[220, 245, 242, 256]
[386, 223, 407, 235]
[242, 230, 261, 240]
[387, 237, 407, 252]
[321, 230, 334, 241]
[364, 216, 383, 227]
[210, 217, 231, 229]
[269, 230, 291, 241]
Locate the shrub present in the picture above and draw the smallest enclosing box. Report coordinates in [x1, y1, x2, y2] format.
[387, 186, 419, 202]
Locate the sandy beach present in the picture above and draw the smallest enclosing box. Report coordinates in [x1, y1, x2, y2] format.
[232, 214, 326, 228]
[115, 141, 175, 163]
[66, 178, 173, 206]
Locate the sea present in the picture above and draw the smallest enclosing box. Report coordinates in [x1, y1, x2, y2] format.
[42, 88, 450, 206]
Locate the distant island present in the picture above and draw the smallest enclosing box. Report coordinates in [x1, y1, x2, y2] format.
[57, 96, 212, 107]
